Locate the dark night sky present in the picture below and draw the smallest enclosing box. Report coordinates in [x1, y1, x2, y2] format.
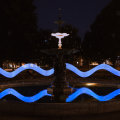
[33, 0, 112, 41]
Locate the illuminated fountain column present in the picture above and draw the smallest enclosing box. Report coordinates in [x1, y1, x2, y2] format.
[51, 32, 69, 49]
[41, 8, 79, 102]
[41, 31, 79, 102]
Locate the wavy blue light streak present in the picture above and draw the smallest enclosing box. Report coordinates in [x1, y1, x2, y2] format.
[0, 88, 51, 103]
[66, 87, 120, 102]
[0, 63, 120, 78]
[0, 63, 54, 78]
[0, 87, 120, 102]
[66, 63, 120, 77]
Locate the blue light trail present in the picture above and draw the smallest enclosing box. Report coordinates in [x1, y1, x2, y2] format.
[0, 63, 54, 78]
[0, 63, 120, 78]
[66, 87, 120, 102]
[0, 87, 120, 102]
[66, 63, 120, 77]
[0, 88, 51, 103]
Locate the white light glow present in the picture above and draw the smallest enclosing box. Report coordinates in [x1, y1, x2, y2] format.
[10, 64, 12, 67]
[86, 83, 96, 86]
[51, 32, 69, 49]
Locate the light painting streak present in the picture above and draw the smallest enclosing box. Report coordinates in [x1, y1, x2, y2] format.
[0, 63, 54, 78]
[66, 87, 120, 102]
[0, 88, 51, 103]
[0, 87, 120, 102]
[0, 63, 120, 78]
[66, 63, 120, 77]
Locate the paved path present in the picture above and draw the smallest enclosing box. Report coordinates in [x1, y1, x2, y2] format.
[0, 110, 120, 120]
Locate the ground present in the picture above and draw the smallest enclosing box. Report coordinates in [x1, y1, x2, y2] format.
[0, 108, 120, 120]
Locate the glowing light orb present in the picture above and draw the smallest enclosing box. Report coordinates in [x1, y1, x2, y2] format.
[51, 32, 69, 49]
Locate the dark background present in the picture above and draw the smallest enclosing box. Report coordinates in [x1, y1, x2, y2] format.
[33, 0, 112, 41]
[0, 0, 120, 68]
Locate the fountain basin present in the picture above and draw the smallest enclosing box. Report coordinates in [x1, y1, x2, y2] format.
[0, 81, 120, 116]
[0, 99, 120, 116]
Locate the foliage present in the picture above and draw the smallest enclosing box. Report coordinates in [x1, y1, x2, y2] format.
[0, 0, 38, 66]
[60, 24, 81, 50]
[82, 0, 120, 65]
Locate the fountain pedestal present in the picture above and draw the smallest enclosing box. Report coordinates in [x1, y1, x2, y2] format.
[41, 48, 79, 103]
[47, 87, 72, 103]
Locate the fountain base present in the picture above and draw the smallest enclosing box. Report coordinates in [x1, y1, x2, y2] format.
[47, 87, 73, 95]
[47, 87, 73, 103]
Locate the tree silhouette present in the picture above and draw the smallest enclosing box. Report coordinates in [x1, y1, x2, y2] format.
[59, 24, 82, 64]
[61, 24, 81, 50]
[82, 0, 120, 67]
[0, 0, 38, 67]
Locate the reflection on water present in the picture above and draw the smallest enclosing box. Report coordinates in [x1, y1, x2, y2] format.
[0, 85, 120, 103]
[70, 85, 119, 102]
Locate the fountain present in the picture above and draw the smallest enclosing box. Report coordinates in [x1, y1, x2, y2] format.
[40, 9, 80, 102]
[1, 8, 120, 116]
[41, 36, 79, 103]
